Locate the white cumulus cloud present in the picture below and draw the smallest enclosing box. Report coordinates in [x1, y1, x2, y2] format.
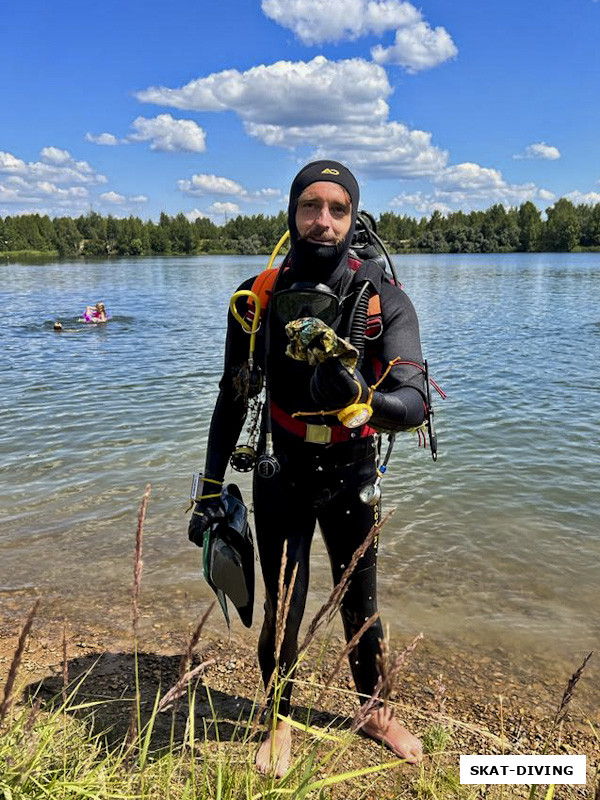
[434, 162, 505, 191]
[137, 57, 449, 181]
[85, 132, 123, 146]
[178, 174, 246, 196]
[390, 161, 558, 214]
[100, 191, 126, 204]
[254, 187, 284, 200]
[40, 146, 72, 165]
[207, 201, 240, 215]
[36, 181, 88, 199]
[136, 57, 391, 126]
[184, 208, 211, 222]
[513, 142, 561, 160]
[177, 172, 283, 203]
[0, 147, 108, 214]
[371, 21, 458, 72]
[0, 152, 27, 173]
[261, 0, 420, 44]
[0, 148, 104, 185]
[261, 0, 457, 72]
[128, 114, 207, 152]
[565, 190, 600, 204]
[99, 191, 148, 205]
[390, 193, 452, 215]
[0, 179, 89, 206]
[247, 121, 448, 178]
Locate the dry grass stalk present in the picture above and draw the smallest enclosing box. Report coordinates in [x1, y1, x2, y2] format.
[0, 599, 39, 728]
[125, 701, 138, 756]
[178, 601, 216, 682]
[275, 563, 298, 666]
[552, 651, 593, 729]
[19, 697, 43, 763]
[380, 631, 423, 704]
[299, 509, 395, 654]
[264, 543, 299, 701]
[158, 658, 216, 712]
[247, 544, 299, 738]
[125, 484, 151, 761]
[351, 631, 423, 732]
[274, 539, 289, 660]
[433, 672, 447, 715]
[157, 601, 217, 713]
[316, 612, 380, 706]
[61, 622, 68, 706]
[22, 697, 42, 739]
[132, 484, 151, 638]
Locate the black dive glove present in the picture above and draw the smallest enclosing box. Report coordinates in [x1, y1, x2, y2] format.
[188, 497, 225, 548]
[310, 358, 369, 411]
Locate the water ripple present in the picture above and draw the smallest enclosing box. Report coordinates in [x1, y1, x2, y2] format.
[1, 253, 599, 658]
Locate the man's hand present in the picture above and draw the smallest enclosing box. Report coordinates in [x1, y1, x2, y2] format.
[188, 498, 226, 547]
[310, 358, 368, 410]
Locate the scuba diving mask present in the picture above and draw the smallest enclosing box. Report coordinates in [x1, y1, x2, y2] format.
[273, 282, 340, 326]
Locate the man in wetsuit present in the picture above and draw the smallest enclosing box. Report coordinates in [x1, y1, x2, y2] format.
[189, 160, 427, 775]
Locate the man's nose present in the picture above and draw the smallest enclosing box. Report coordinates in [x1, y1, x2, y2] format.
[314, 205, 332, 227]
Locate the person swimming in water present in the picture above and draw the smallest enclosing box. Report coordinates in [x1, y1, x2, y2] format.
[83, 302, 108, 323]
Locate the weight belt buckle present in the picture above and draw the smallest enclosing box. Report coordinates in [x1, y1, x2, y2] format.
[304, 423, 332, 444]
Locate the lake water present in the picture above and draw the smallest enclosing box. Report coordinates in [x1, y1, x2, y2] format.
[1, 253, 599, 670]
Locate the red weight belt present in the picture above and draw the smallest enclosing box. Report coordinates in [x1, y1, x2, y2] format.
[270, 400, 376, 443]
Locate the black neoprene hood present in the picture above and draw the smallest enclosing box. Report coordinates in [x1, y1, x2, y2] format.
[288, 160, 359, 215]
[287, 160, 360, 284]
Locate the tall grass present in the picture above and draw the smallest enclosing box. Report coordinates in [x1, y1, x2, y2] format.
[0, 487, 596, 799]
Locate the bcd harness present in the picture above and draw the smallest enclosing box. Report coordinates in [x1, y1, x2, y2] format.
[236, 253, 406, 445]
[228, 233, 444, 461]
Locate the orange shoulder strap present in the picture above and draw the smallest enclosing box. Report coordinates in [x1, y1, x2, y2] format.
[368, 294, 381, 316]
[247, 267, 280, 315]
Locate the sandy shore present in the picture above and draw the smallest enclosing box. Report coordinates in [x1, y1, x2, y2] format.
[1, 597, 598, 797]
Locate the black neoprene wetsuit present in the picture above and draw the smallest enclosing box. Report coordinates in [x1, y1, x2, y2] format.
[201, 260, 426, 715]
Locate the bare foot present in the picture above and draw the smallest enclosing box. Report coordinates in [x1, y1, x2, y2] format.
[255, 721, 292, 778]
[360, 706, 423, 764]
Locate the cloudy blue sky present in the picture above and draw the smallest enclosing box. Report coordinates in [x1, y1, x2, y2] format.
[2, 0, 599, 222]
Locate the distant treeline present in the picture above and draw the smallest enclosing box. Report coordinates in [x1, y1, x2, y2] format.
[2, 198, 600, 257]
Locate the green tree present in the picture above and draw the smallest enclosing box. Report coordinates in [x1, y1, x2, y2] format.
[518, 202, 542, 251]
[53, 217, 81, 256]
[149, 220, 170, 253]
[545, 199, 581, 251]
[170, 212, 196, 253]
[577, 203, 600, 247]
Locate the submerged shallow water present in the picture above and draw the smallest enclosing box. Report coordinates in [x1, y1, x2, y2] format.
[1, 253, 599, 667]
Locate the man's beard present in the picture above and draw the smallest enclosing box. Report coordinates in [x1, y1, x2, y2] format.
[291, 236, 346, 281]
